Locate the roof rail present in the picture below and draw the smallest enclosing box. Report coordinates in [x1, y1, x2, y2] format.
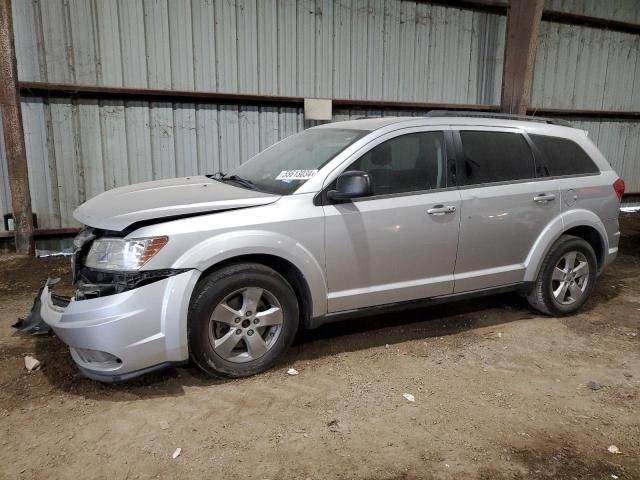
[425, 110, 572, 128]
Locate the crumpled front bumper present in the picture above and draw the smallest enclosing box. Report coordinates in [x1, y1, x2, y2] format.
[38, 270, 199, 382]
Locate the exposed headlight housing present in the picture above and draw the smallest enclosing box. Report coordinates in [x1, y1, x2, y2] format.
[85, 237, 168, 272]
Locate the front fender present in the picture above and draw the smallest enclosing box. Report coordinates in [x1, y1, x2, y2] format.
[524, 209, 609, 282]
[171, 230, 328, 317]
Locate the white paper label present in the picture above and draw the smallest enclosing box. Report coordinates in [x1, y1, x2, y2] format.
[275, 169, 318, 181]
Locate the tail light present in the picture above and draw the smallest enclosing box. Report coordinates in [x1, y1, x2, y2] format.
[613, 178, 625, 201]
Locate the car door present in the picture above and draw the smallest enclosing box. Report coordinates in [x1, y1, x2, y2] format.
[322, 127, 462, 313]
[452, 127, 560, 292]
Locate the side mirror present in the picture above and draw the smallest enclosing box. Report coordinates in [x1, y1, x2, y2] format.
[327, 170, 372, 202]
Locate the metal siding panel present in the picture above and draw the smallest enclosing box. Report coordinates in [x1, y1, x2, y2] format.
[258, 106, 279, 150]
[118, 0, 148, 87]
[215, 0, 238, 92]
[383, 0, 401, 101]
[12, 0, 42, 81]
[40, 0, 72, 83]
[168, 0, 195, 90]
[49, 100, 81, 226]
[397, 1, 416, 102]
[315, 0, 333, 98]
[125, 101, 154, 183]
[366, 0, 384, 100]
[144, 0, 172, 89]
[67, 0, 98, 84]
[602, 31, 639, 111]
[278, 0, 297, 96]
[21, 98, 61, 228]
[545, 0, 640, 24]
[530, 23, 638, 111]
[191, 0, 218, 91]
[76, 100, 104, 201]
[95, 0, 123, 86]
[174, 104, 198, 176]
[257, 0, 278, 94]
[218, 105, 241, 172]
[297, 0, 316, 97]
[333, 0, 351, 99]
[470, 11, 505, 104]
[350, 0, 368, 99]
[149, 102, 176, 179]
[278, 107, 299, 139]
[622, 122, 640, 192]
[413, 3, 432, 102]
[569, 27, 608, 109]
[237, 0, 258, 94]
[427, 6, 447, 101]
[196, 104, 220, 174]
[239, 105, 260, 163]
[100, 100, 129, 189]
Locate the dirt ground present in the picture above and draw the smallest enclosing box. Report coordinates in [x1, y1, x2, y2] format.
[0, 216, 639, 480]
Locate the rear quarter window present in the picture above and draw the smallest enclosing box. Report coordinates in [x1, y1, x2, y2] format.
[529, 134, 599, 176]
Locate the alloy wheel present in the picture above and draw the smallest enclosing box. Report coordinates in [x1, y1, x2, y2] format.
[551, 250, 590, 305]
[208, 287, 284, 363]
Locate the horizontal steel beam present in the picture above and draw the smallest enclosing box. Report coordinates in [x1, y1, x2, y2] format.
[0, 227, 79, 239]
[18, 82, 640, 120]
[18, 82, 498, 112]
[422, 1, 640, 34]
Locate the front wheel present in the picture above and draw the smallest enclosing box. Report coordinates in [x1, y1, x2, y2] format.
[188, 263, 299, 378]
[527, 235, 597, 316]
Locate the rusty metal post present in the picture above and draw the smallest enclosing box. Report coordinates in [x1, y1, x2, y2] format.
[501, 0, 544, 115]
[0, 0, 34, 255]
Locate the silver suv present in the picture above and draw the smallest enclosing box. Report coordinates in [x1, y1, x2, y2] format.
[35, 113, 624, 382]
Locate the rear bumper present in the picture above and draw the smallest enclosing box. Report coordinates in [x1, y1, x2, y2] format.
[39, 270, 199, 381]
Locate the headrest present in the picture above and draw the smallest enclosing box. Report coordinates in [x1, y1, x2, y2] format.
[370, 142, 392, 166]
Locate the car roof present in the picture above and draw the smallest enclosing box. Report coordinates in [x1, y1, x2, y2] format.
[315, 115, 584, 137]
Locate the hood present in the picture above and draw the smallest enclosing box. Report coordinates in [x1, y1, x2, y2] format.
[74, 176, 280, 231]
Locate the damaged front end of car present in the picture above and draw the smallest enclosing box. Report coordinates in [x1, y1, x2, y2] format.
[13, 226, 198, 382]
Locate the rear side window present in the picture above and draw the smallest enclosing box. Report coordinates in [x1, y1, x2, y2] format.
[460, 131, 535, 185]
[529, 134, 599, 176]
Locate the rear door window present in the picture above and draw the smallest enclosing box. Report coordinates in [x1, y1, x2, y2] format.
[459, 131, 535, 186]
[529, 134, 599, 176]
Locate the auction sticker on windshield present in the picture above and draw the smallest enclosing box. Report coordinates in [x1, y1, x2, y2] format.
[275, 169, 318, 181]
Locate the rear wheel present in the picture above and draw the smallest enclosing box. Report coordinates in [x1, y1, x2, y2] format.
[188, 263, 299, 378]
[527, 235, 597, 316]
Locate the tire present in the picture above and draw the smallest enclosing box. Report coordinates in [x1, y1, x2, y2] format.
[188, 263, 299, 378]
[527, 234, 597, 316]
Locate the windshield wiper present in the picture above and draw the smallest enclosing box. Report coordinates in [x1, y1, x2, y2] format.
[224, 175, 257, 190]
[207, 172, 258, 191]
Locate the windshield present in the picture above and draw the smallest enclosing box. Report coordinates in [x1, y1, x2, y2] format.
[223, 128, 367, 195]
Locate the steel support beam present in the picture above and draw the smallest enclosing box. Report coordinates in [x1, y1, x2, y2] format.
[0, 0, 33, 255]
[501, 0, 544, 115]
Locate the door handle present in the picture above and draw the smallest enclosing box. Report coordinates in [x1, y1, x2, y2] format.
[427, 205, 456, 216]
[533, 193, 556, 204]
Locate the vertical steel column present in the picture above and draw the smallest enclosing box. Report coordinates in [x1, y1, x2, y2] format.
[0, 0, 34, 255]
[501, 0, 544, 115]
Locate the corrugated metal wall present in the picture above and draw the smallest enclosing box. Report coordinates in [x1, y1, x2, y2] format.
[1, 0, 638, 230]
[7, 0, 508, 228]
[531, 22, 640, 110]
[545, 0, 640, 24]
[13, 0, 505, 103]
[569, 119, 640, 194]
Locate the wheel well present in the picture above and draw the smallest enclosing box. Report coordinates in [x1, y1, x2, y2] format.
[564, 225, 605, 271]
[197, 255, 313, 329]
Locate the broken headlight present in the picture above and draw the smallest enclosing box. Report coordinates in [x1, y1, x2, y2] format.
[85, 237, 168, 272]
